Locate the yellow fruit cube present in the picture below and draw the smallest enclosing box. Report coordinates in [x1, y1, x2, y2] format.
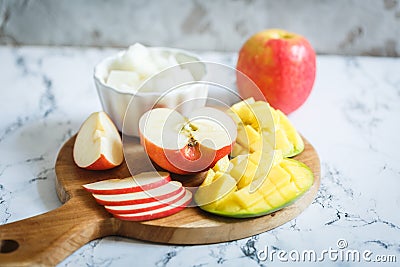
[276, 128, 294, 156]
[230, 154, 247, 166]
[268, 165, 291, 188]
[195, 173, 237, 206]
[210, 192, 241, 213]
[278, 182, 300, 201]
[245, 125, 260, 144]
[280, 159, 314, 190]
[233, 187, 265, 209]
[250, 131, 274, 153]
[231, 143, 249, 157]
[230, 99, 258, 128]
[213, 155, 230, 173]
[230, 158, 258, 188]
[269, 106, 281, 127]
[249, 101, 274, 130]
[236, 125, 250, 148]
[202, 169, 215, 186]
[247, 198, 273, 214]
[258, 179, 277, 197]
[226, 109, 243, 125]
[264, 190, 286, 208]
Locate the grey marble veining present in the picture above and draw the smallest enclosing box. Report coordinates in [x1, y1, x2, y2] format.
[0, 46, 399, 266]
[1, 0, 400, 56]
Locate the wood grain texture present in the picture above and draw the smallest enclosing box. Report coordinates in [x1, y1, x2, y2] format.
[0, 135, 320, 266]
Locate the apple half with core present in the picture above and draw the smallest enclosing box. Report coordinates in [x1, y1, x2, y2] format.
[236, 29, 316, 114]
[73, 111, 123, 170]
[139, 107, 237, 175]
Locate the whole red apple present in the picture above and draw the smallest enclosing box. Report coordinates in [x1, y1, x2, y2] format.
[236, 29, 316, 114]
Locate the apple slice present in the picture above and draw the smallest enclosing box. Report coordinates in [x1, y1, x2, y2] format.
[104, 187, 186, 214]
[82, 171, 170, 194]
[92, 181, 183, 206]
[114, 189, 192, 221]
[139, 107, 237, 175]
[73, 111, 123, 170]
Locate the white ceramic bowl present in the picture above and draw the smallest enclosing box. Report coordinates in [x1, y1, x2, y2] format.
[94, 47, 208, 137]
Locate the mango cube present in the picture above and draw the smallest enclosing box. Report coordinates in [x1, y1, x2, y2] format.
[268, 165, 291, 188]
[195, 173, 237, 206]
[213, 156, 230, 173]
[233, 187, 265, 209]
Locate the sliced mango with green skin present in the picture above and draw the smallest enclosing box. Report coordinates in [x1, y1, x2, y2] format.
[195, 99, 311, 218]
[228, 98, 304, 158]
[196, 158, 314, 218]
[194, 172, 237, 206]
[275, 109, 304, 157]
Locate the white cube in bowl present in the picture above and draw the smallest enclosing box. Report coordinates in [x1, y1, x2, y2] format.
[94, 44, 208, 137]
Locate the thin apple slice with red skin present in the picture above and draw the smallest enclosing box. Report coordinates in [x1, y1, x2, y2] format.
[114, 189, 192, 221]
[73, 111, 123, 170]
[104, 187, 186, 214]
[82, 171, 170, 194]
[139, 107, 237, 175]
[92, 181, 183, 206]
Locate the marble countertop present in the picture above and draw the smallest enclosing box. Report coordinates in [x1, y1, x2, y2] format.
[0, 46, 399, 266]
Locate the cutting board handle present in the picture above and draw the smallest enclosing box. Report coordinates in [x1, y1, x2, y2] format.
[0, 197, 114, 266]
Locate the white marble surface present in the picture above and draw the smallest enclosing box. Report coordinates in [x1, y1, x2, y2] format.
[0, 46, 399, 266]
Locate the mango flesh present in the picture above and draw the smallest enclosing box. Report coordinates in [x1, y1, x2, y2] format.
[195, 156, 313, 218]
[194, 99, 313, 218]
[228, 98, 304, 157]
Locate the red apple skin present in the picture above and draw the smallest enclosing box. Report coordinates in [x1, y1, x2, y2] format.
[105, 191, 186, 215]
[93, 186, 184, 206]
[113, 196, 191, 221]
[84, 154, 119, 170]
[236, 29, 316, 114]
[140, 133, 234, 175]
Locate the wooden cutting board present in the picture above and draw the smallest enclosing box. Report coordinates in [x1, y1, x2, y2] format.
[0, 135, 320, 266]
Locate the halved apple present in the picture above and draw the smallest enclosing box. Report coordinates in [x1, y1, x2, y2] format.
[73, 111, 123, 170]
[82, 171, 170, 194]
[114, 189, 192, 221]
[139, 107, 237, 175]
[104, 187, 186, 214]
[92, 181, 183, 206]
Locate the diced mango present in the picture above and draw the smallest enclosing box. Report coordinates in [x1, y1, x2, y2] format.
[202, 169, 215, 186]
[236, 125, 250, 148]
[213, 155, 230, 173]
[250, 131, 275, 153]
[249, 101, 274, 131]
[229, 98, 257, 127]
[247, 198, 273, 214]
[233, 187, 265, 209]
[229, 158, 258, 188]
[194, 173, 237, 206]
[264, 190, 286, 208]
[230, 154, 247, 166]
[195, 99, 313, 218]
[268, 165, 291, 188]
[281, 159, 313, 190]
[245, 125, 260, 144]
[258, 179, 277, 197]
[225, 109, 243, 125]
[269, 106, 281, 127]
[278, 182, 300, 200]
[215, 195, 241, 213]
[276, 128, 294, 156]
[231, 143, 249, 157]
[276, 110, 304, 149]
